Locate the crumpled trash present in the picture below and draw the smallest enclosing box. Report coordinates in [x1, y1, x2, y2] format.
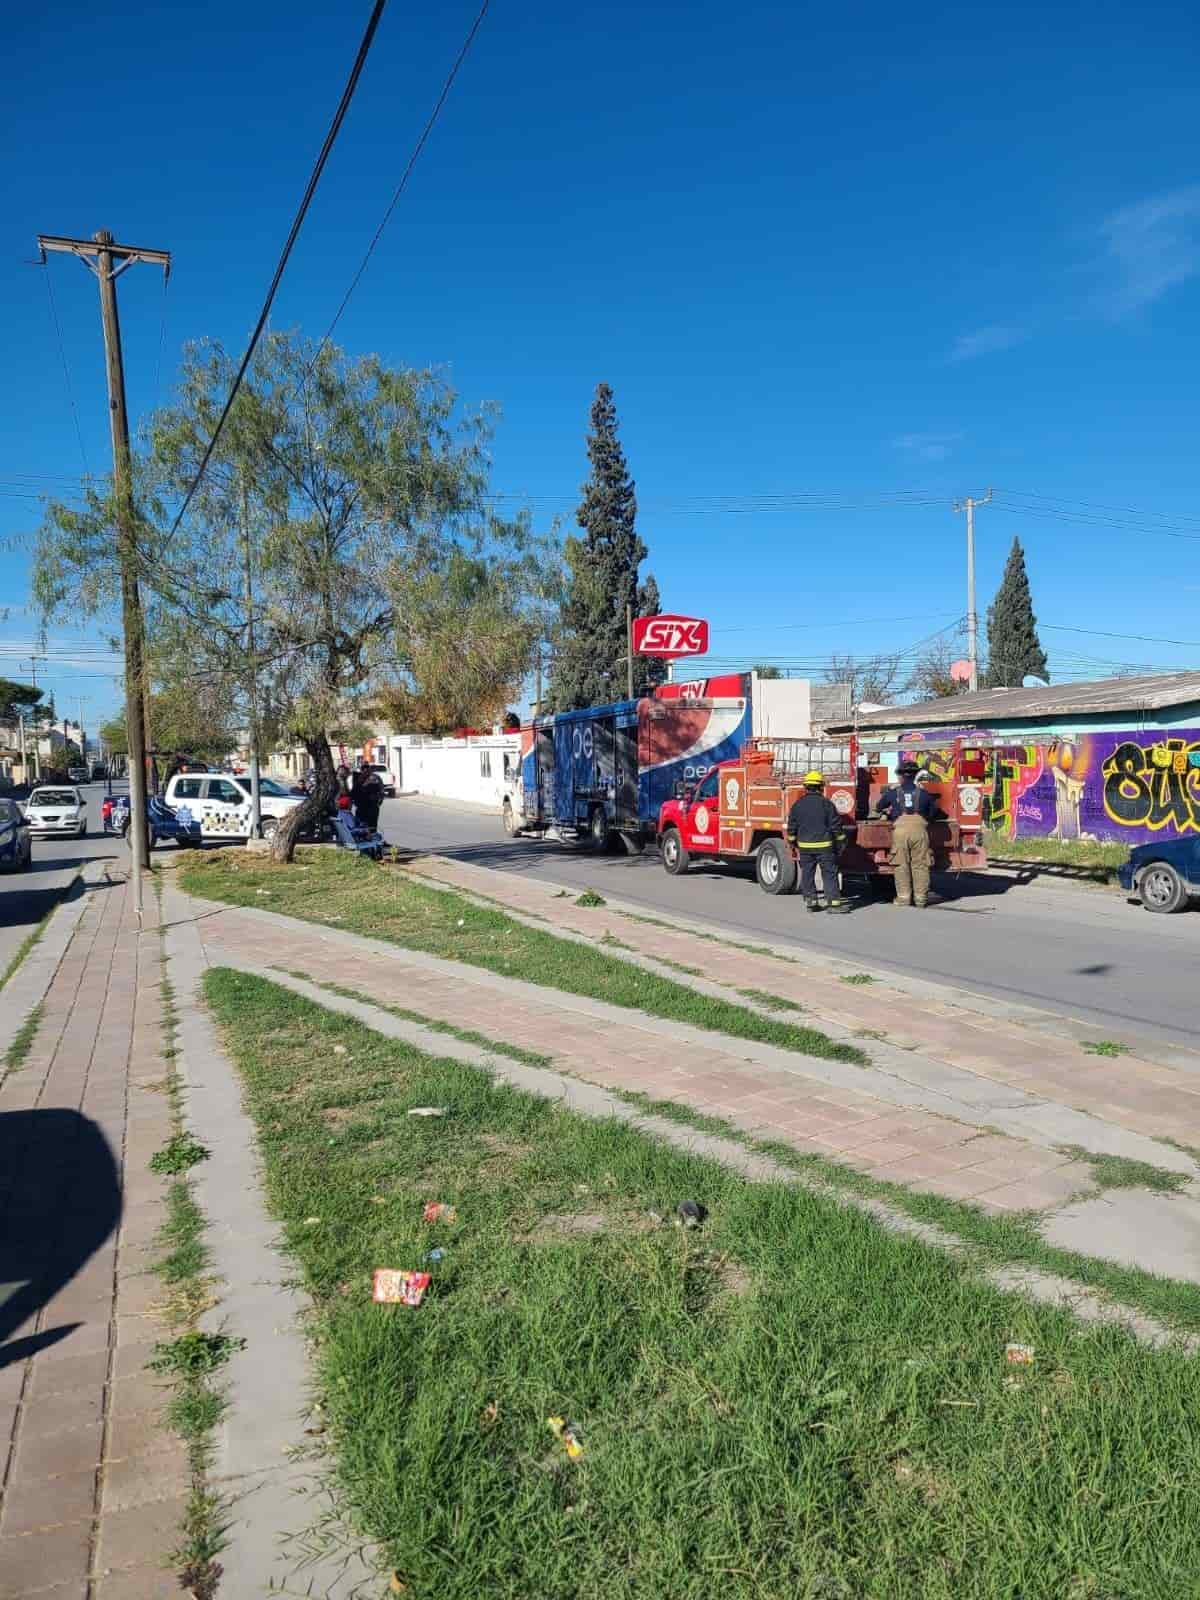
[372, 1269, 431, 1306]
[1005, 1343, 1035, 1365]
[425, 1247, 446, 1264]
[547, 1415, 584, 1459]
[675, 1200, 705, 1229]
[407, 1106, 448, 1118]
[423, 1202, 457, 1223]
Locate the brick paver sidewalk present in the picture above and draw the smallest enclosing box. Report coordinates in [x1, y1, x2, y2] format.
[0, 875, 186, 1600]
[415, 856, 1200, 1152]
[186, 892, 1117, 1214]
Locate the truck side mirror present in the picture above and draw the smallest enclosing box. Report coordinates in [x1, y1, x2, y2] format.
[673, 780, 688, 801]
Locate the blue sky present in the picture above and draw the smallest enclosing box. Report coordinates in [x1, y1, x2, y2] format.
[5, 0, 1200, 725]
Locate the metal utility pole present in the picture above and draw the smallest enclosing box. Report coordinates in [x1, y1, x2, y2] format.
[25, 659, 41, 781]
[241, 478, 262, 839]
[626, 603, 635, 700]
[954, 487, 992, 693]
[37, 231, 171, 920]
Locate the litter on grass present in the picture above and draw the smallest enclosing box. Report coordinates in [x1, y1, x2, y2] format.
[407, 1106, 448, 1118]
[676, 1200, 705, 1228]
[422, 1202, 457, 1223]
[547, 1415, 584, 1460]
[372, 1270, 432, 1306]
[425, 1248, 446, 1263]
[1005, 1342, 1035, 1365]
[333, 1044, 348, 1056]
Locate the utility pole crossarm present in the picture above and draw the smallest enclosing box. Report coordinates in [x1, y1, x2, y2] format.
[37, 234, 171, 280]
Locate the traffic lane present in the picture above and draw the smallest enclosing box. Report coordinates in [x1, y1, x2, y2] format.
[379, 798, 1198, 1051]
[0, 808, 127, 974]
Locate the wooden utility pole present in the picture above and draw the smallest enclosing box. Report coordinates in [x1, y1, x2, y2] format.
[37, 231, 170, 919]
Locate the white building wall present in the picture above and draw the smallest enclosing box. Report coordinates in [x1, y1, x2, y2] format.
[389, 734, 520, 808]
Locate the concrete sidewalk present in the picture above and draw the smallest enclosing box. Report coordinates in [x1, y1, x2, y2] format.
[0, 872, 187, 1600]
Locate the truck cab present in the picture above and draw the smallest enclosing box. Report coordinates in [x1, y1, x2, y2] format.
[658, 767, 723, 871]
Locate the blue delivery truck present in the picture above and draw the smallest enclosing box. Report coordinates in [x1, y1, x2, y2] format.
[514, 690, 758, 849]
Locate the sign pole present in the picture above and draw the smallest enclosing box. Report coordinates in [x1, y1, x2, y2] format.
[626, 603, 634, 699]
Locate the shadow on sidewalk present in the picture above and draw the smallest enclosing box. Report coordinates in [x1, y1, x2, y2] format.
[0, 1110, 121, 1368]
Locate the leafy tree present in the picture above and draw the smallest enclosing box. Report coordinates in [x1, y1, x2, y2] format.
[549, 383, 666, 709]
[985, 537, 1048, 687]
[0, 679, 42, 727]
[752, 664, 784, 680]
[99, 716, 128, 755]
[144, 332, 551, 859]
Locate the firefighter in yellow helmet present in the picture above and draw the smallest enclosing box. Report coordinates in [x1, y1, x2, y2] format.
[785, 770, 850, 913]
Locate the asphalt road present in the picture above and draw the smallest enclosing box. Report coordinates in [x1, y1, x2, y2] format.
[380, 794, 1199, 1052]
[0, 783, 129, 977]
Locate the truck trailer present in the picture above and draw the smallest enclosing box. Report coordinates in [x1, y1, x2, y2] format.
[507, 675, 810, 848]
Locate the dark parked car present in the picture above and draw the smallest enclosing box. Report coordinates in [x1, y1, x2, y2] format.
[1118, 837, 1200, 914]
[0, 798, 32, 872]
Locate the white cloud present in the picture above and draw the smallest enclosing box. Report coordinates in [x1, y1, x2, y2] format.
[892, 430, 963, 463]
[948, 324, 1028, 362]
[1098, 185, 1200, 315]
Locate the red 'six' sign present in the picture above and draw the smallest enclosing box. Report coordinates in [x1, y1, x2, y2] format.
[631, 614, 709, 659]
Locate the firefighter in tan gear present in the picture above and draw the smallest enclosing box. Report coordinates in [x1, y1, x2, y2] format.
[879, 758, 938, 907]
[786, 771, 850, 914]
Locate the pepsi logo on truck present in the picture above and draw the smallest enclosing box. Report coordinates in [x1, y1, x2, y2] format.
[631, 614, 709, 659]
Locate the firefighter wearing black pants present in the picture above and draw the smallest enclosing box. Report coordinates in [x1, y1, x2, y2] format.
[786, 771, 849, 913]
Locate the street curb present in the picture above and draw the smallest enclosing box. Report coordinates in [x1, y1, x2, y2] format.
[0, 859, 113, 1063]
[421, 855, 1200, 1076]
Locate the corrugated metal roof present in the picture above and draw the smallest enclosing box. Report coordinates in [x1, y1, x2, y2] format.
[827, 671, 1200, 731]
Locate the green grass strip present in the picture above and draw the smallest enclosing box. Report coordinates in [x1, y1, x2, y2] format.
[181, 851, 864, 1066]
[205, 966, 1200, 1600]
[610, 1091, 1200, 1333]
[3, 1003, 43, 1074]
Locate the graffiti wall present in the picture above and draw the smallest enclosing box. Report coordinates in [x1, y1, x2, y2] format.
[902, 726, 1200, 846]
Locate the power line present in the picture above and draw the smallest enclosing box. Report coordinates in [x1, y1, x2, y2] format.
[40, 267, 90, 480]
[313, 0, 492, 361]
[167, 0, 390, 541]
[1040, 623, 1200, 649]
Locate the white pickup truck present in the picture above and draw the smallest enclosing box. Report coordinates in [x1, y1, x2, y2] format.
[162, 772, 304, 841]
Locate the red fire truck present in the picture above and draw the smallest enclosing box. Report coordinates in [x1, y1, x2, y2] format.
[656, 736, 989, 894]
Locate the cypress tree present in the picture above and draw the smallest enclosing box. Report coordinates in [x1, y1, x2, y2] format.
[549, 383, 666, 708]
[984, 537, 1048, 688]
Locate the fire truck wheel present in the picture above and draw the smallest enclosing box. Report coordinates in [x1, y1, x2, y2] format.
[660, 827, 689, 875]
[756, 838, 798, 896]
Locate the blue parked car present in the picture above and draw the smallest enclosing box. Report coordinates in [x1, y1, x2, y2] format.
[1118, 837, 1200, 914]
[113, 794, 204, 850]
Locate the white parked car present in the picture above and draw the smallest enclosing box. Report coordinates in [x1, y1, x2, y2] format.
[162, 772, 304, 841]
[24, 786, 88, 837]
